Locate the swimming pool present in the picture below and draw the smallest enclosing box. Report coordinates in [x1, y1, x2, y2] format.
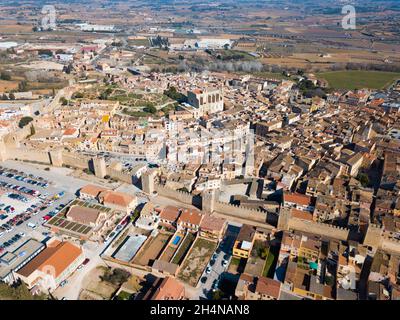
[172, 235, 181, 246]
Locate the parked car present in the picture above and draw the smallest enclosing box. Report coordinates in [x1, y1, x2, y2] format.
[59, 280, 68, 287]
[27, 222, 36, 229]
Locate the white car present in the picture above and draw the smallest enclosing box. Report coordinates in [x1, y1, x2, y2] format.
[19, 232, 26, 237]
[222, 260, 228, 268]
[205, 266, 212, 274]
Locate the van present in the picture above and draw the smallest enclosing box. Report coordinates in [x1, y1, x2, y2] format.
[27, 222, 36, 229]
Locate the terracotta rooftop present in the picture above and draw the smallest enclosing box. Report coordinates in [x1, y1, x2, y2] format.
[178, 208, 203, 226]
[80, 184, 108, 198]
[284, 192, 312, 207]
[63, 128, 77, 136]
[151, 277, 185, 300]
[255, 277, 281, 299]
[291, 208, 313, 221]
[66, 205, 102, 225]
[200, 214, 226, 232]
[159, 206, 180, 222]
[99, 191, 136, 208]
[17, 240, 82, 278]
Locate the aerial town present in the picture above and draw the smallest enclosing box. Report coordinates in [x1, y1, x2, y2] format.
[0, 0, 399, 303]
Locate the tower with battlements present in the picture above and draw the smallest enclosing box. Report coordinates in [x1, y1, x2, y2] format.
[141, 169, 158, 194]
[277, 208, 291, 231]
[49, 149, 64, 167]
[202, 189, 219, 213]
[92, 157, 107, 179]
[363, 224, 383, 248]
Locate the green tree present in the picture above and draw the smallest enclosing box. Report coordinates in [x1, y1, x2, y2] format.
[164, 86, 187, 103]
[60, 97, 69, 106]
[0, 71, 11, 81]
[18, 116, 34, 128]
[144, 105, 157, 114]
[18, 80, 28, 92]
[211, 290, 224, 300]
[100, 268, 131, 286]
[0, 281, 47, 300]
[357, 173, 370, 187]
[29, 125, 36, 136]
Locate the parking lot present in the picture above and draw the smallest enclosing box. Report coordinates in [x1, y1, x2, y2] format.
[197, 223, 241, 299]
[0, 162, 82, 255]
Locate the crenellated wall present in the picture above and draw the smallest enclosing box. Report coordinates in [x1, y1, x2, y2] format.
[106, 167, 133, 184]
[154, 183, 195, 206]
[9, 147, 52, 164]
[213, 200, 267, 223]
[62, 151, 91, 169]
[288, 217, 349, 241]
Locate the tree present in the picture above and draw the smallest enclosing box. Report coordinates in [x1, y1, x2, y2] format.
[9, 93, 15, 100]
[211, 289, 224, 300]
[29, 125, 36, 137]
[357, 173, 370, 187]
[164, 86, 187, 103]
[72, 92, 84, 99]
[60, 97, 68, 106]
[18, 116, 34, 129]
[143, 105, 157, 114]
[100, 268, 131, 286]
[0, 280, 47, 300]
[0, 71, 11, 81]
[18, 80, 28, 92]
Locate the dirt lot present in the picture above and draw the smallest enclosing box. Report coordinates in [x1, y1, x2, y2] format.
[79, 266, 118, 300]
[178, 237, 217, 287]
[133, 232, 172, 266]
[0, 80, 18, 92]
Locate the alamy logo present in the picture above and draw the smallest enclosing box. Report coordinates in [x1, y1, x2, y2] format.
[41, 5, 57, 30]
[342, 5, 356, 30]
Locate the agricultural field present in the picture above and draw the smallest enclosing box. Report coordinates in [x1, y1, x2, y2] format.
[317, 71, 400, 90]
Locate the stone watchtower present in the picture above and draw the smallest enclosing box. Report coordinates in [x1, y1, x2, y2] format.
[92, 157, 107, 179]
[49, 149, 64, 167]
[363, 224, 384, 248]
[277, 208, 291, 231]
[202, 189, 219, 213]
[141, 169, 158, 194]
